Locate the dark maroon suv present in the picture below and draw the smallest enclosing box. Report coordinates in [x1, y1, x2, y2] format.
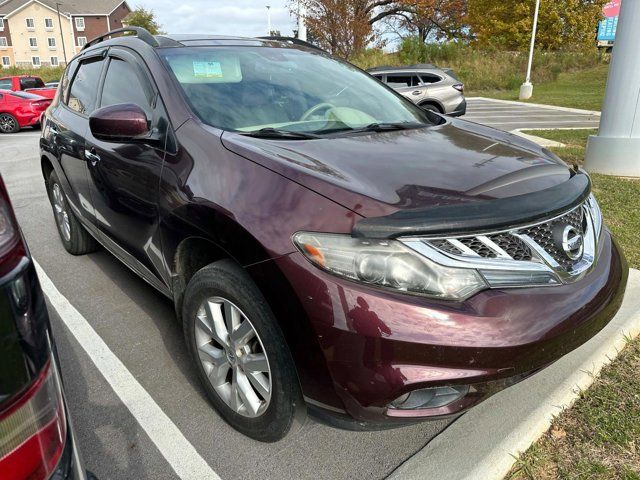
[39, 28, 628, 441]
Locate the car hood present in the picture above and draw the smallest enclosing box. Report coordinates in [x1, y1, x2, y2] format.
[220, 118, 572, 218]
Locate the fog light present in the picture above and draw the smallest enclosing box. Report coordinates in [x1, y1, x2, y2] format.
[390, 385, 469, 410]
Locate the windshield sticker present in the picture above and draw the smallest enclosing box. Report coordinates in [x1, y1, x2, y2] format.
[193, 61, 223, 78]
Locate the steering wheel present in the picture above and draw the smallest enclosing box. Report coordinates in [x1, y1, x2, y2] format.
[300, 103, 335, 121]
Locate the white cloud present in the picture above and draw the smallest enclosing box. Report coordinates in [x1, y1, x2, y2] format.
[136, 0, 298, 37]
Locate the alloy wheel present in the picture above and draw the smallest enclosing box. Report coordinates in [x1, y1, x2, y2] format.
[52, 183, 71, 242]
[0, 114, 17, 133]
[194, 296, 272, 418]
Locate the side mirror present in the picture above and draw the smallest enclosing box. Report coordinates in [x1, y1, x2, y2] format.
[89, 103, 150, 142]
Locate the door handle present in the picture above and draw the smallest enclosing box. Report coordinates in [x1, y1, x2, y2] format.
[85, 148, 101, 166]
[412, 90, 422, 95]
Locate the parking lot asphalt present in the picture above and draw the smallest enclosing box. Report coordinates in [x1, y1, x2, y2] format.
[465, 97, 601, 131]
[1, 130, 450, 479]
[0, 99, 606, 480]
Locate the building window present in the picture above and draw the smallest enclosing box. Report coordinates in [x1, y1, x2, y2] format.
[50, 56, 59, 66]
[1, 56, 9, 68]
[77, 36, 87, 47]
[0, 37, 7, 47]
[48, 37, 56, 49]
[0, 18, 4, 31]
[75, 17, 85, 31]
[29, 37, 38, 49]
[45, 18, 54, 30]
[26, 18, 35, 29]
[32, 56, 41, 67]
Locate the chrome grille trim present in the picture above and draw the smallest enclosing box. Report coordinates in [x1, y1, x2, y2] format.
[400, 196, 603, 287]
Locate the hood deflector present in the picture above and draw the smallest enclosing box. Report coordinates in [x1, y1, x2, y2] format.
[352, 172, 591, 239]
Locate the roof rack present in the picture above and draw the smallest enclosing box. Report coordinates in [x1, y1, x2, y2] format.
[82, 27, 159, 51]
[258, 36, 325, 52]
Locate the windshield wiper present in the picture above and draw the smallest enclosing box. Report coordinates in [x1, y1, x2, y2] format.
[324, 122, 427, 136]
[239, 127, 321, 139]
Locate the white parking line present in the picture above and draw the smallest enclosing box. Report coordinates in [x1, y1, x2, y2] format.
[33, 259, 221, 480]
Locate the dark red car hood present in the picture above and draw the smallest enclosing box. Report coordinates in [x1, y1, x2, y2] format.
[221, 118, 572, 218]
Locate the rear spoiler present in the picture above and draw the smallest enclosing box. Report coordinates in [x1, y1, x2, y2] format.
[352, 172, 591, 239]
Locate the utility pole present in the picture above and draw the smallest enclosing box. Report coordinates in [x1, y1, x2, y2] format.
[55, 2, 68, 64]
[519, 0, 540, 100]
[585, 0, 640, 176]
[297, 1, 307, 41]
[266, 5, 271, 35]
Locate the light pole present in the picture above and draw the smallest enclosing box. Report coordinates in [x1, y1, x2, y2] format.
[519, 0, 541, 100]
[585, 0, 640, 176]
[55, 2, 68, 65]
[266, 5, 271, 35]
[298, 1, 307, 41]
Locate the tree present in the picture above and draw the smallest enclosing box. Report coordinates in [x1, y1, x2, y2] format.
[467, 0, 606, 50]
[389, 0, 467, 42]
[123, 7, 163, 35]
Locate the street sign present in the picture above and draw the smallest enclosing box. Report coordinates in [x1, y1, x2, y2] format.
[598, 0, 621, 46]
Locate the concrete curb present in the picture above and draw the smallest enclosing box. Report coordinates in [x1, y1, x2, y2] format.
[511, 129, 566, 148]
[389, 268, 640, 480]
[467, 97, 602, 116]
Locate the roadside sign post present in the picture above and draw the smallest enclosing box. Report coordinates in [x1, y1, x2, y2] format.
[585, 0, 640, 176]
[519, 0, 541, 100]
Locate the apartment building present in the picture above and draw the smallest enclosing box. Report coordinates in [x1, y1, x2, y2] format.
[0, 0, 130, 68]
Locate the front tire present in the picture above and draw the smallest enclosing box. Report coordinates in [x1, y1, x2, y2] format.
[47, 170, 98, 255]
[0, 113, 20, 133]
[182, 259, 302, 442]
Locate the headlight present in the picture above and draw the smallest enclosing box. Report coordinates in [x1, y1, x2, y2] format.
[293, 232, 487, 300]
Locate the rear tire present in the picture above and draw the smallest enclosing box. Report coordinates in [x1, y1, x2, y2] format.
[182, 259, 302, 442]
[47, 170, 98, 255]
[0, 113, 20, 133]
[420, 103, 441, 113]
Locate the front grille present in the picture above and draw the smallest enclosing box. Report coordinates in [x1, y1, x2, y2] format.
[520, 207, 585, 270]
[424, 203, 588, 272]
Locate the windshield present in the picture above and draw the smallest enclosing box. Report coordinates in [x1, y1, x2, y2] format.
[160, 46, 437, 135]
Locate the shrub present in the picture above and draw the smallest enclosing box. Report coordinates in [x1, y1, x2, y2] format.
[351, 36, 605, 92]
[1, 66, 65, 83]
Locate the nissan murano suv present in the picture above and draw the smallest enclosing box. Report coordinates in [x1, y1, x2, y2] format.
[40, 28, 628, 442]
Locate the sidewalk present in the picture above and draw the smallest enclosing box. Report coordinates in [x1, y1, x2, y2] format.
[389, 269, 640, 480]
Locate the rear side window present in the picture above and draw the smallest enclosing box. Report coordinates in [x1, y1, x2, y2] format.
[67, 57, 103, 115]
[19, 77, 45, 89]
[373, 75, 383, 81]
[0, 79, 12, 90]
[420, 74, 442, 84]
[100, 58, 153, 117]
[8, 91, 42, 100]
[386, 75, 421, 88]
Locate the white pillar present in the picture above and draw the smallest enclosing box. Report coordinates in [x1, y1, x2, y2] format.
[266, 6, 271, 35]
[519, 0, 540, 100]
[298, 3, 307, 41]
[585, 0, 640, 177]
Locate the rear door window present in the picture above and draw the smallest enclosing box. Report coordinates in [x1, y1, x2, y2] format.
[386, 74, 421, 88]
[67, 57, 103, 115]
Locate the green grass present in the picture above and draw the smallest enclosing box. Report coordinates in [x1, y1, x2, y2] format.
[506, 129, 640, 479]
[474, 64, 609, 111]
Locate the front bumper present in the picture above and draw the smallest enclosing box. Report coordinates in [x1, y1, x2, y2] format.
[276, 230, 627, 425]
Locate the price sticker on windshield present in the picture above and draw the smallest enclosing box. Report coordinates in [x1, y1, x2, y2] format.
[193, 61, 223, 78]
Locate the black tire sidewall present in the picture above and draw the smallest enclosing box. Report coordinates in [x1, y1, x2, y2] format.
[182, 260, 301, 442]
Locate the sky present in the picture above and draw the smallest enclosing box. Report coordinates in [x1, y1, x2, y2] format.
[135, 0, 299, 37]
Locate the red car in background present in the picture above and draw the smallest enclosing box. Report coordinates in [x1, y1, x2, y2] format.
[0, 90, 52, 133]
[0, 75, 58, 99]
